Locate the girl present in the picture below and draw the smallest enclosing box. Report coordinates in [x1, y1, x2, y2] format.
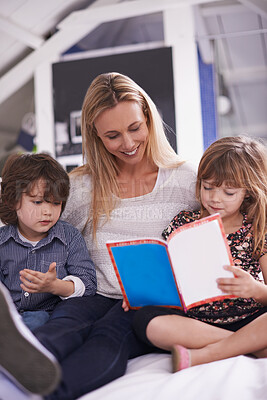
[133, 135, 267, 372]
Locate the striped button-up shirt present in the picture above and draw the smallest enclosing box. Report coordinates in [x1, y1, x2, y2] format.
[0, 220, 96, 312]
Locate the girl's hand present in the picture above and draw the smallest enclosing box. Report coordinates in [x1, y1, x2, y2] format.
[20, 262, 57, 294]
[216, 265, 258, 299]
[122, 299, 129, 312]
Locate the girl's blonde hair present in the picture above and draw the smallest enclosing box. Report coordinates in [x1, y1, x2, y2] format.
[196, 135, 267, 257]
[72, 72, 183, 237]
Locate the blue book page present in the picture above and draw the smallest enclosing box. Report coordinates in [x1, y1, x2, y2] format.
[111, 243, 182, 308]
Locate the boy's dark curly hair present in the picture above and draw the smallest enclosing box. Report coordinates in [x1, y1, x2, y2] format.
[0, 153, 69, 225]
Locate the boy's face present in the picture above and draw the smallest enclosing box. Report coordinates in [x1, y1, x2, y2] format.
[16, 179, 62, 241]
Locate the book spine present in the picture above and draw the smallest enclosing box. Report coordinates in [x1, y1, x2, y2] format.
[106, 244, 131, 309]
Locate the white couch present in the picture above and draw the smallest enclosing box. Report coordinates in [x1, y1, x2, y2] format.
[80, 353, 267, 400]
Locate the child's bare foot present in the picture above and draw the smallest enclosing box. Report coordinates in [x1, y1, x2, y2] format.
[171, 344, 191, 373]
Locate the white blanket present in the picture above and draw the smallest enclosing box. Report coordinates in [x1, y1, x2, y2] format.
[1, 353, 266, 399]
[79, 353, 267, 400]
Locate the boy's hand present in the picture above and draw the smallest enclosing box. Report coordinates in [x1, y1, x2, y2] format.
[216, 265, 258, 299]
[20, 262, 58, 294]
[122, 299, 129, 312]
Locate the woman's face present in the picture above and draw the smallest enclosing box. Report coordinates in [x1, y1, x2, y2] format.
[94, 101, 149, 167]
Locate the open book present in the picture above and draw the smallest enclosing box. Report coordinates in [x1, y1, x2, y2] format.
[106, 213, 235, 312]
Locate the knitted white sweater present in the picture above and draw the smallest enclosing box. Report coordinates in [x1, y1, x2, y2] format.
[61, 164, 199, 298]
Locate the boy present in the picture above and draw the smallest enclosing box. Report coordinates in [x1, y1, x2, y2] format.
[0, 153, 96, 331]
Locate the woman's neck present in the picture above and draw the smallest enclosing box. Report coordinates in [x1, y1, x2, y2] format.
[116, 158, 159, 199]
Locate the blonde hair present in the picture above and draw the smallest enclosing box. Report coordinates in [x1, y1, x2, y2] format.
[71, 72, 183, 237]
[196, 135, 267, 257]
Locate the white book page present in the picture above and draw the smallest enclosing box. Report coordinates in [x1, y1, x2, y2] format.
[167, 219, 233, 307]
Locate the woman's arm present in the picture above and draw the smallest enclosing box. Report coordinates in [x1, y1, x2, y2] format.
[61, 174, 91, 233]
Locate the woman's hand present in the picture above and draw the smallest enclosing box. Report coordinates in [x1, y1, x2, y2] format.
[216, 265, 259, 299]
[20, 262, 58, 293]
[122, 299, 129, 312]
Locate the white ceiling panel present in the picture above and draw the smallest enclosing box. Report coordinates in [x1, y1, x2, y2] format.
[0, 0, 27, 16]
[10, 0, 78, 32]
[0, 0, 266, 150]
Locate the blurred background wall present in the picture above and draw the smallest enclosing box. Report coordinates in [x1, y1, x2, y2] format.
[0, 0, 266, 173]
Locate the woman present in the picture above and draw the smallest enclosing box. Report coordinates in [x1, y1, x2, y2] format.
[1, 72, 199, 399]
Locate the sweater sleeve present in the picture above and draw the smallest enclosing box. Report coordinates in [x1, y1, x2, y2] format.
[61, 174, 92, 234]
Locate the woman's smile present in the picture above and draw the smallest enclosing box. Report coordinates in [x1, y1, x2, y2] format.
[121, 144, 140, 156]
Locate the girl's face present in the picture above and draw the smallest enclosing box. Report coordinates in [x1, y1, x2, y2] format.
[200, 179, 247, 221]
[94, 101, 149, 168]
[16, 179, 62, 241]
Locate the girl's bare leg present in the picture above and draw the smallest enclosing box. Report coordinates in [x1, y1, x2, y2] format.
[146, 314, 232, 351]
[188, 313, 267, 368]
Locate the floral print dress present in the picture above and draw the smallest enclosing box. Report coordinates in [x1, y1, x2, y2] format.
[162, 210, 266, 325]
